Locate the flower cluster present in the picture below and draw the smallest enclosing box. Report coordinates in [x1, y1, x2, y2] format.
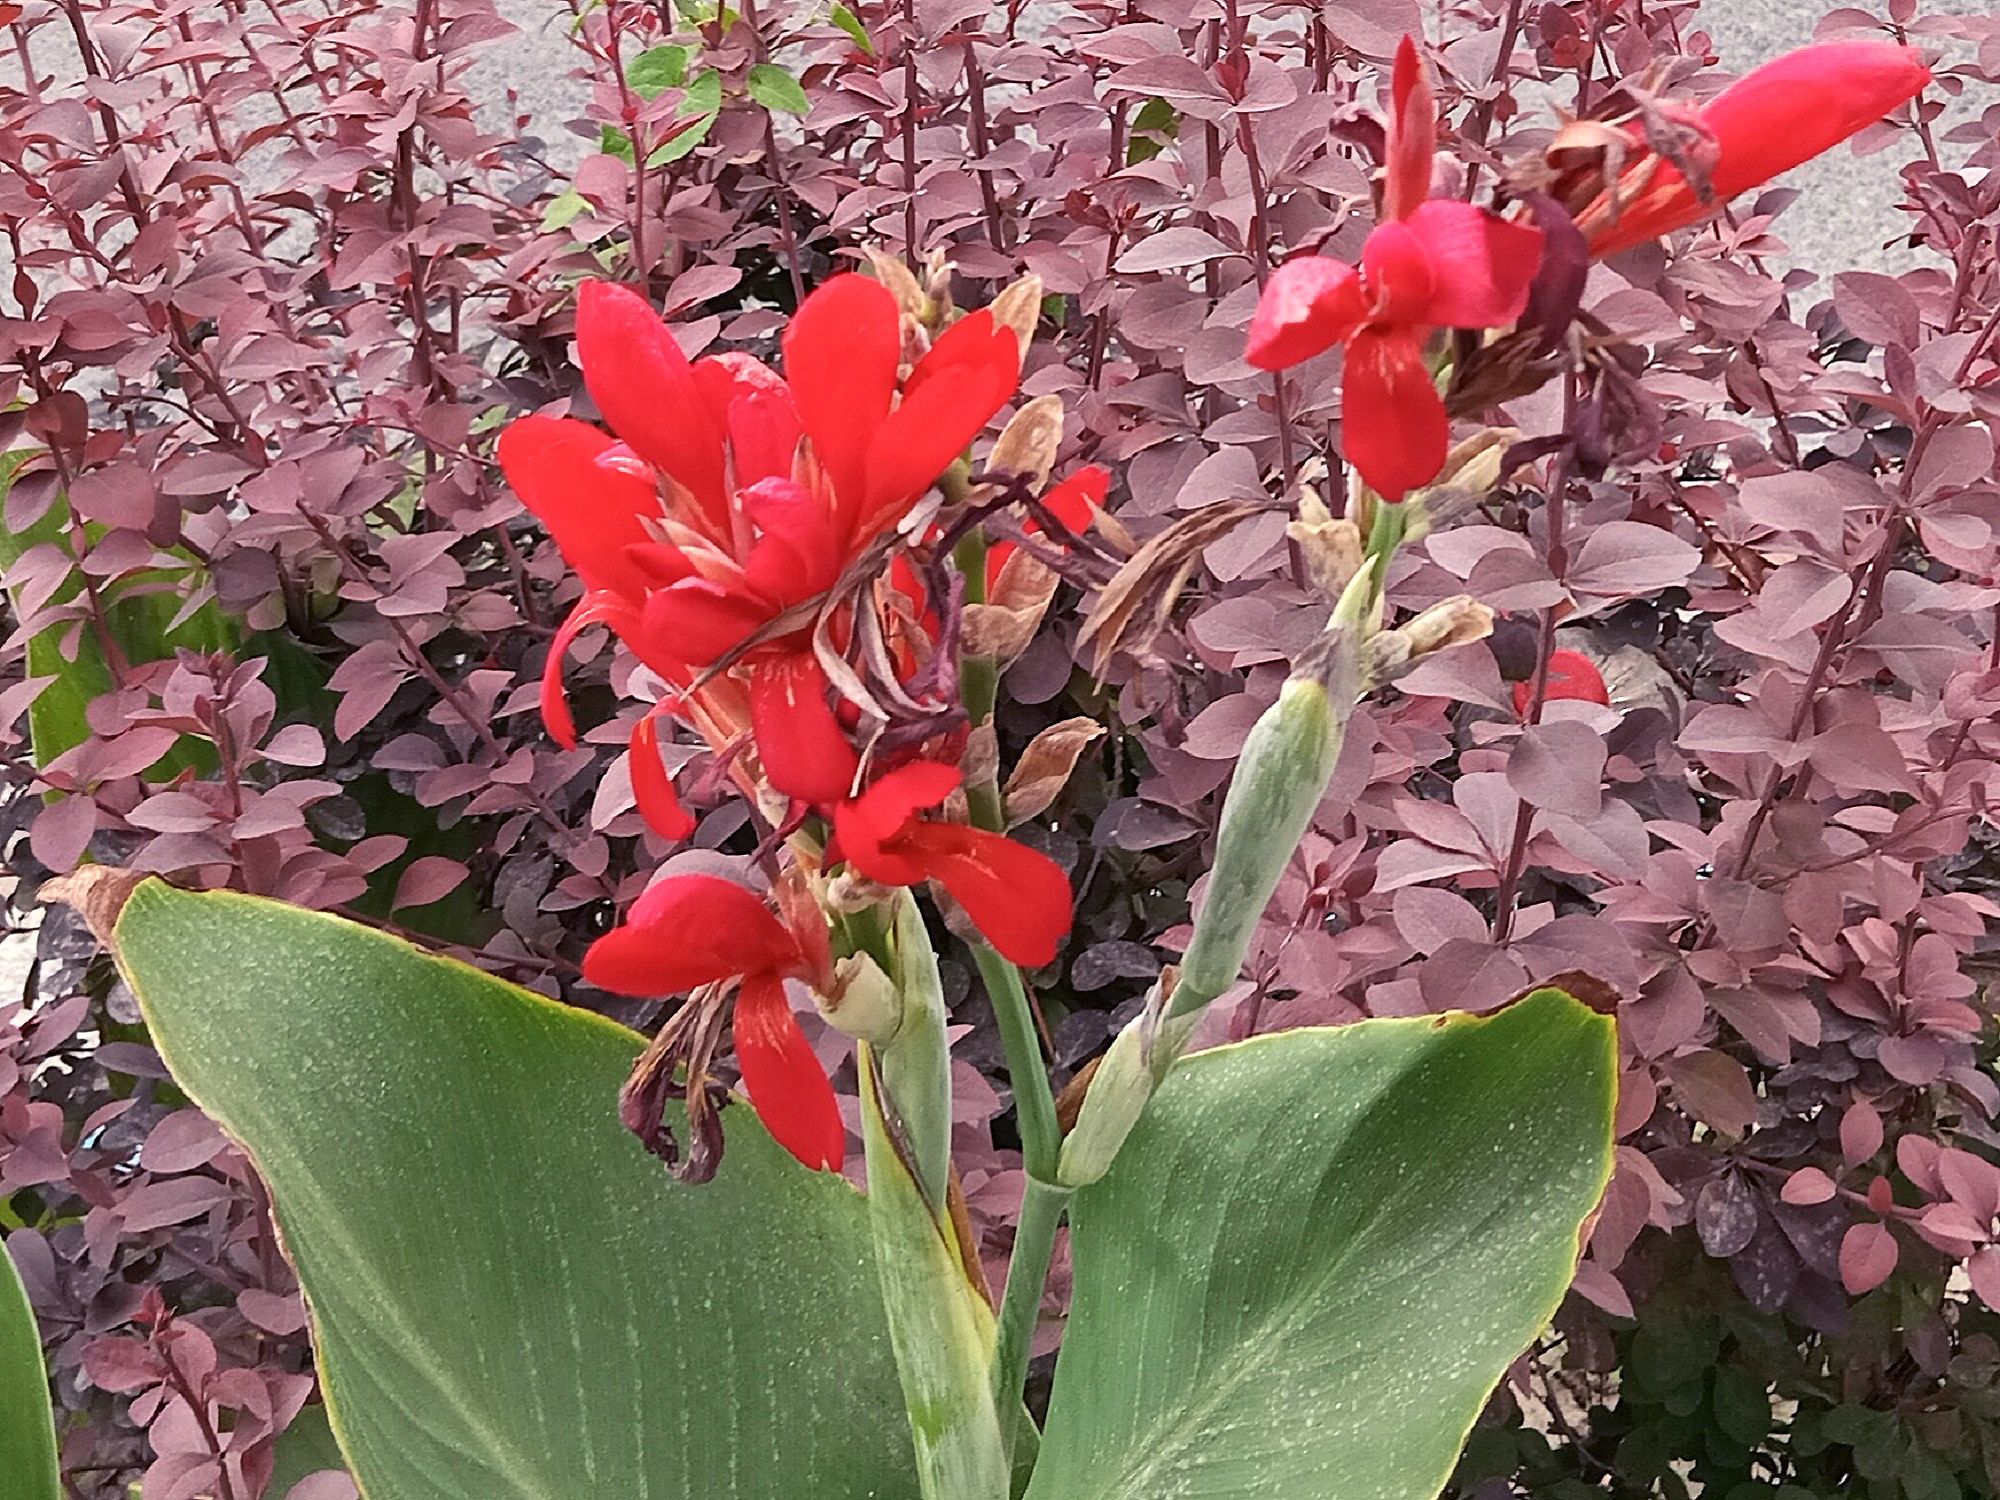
[1246, 37, 1930, 504]
[500, 272, 1081, 1171]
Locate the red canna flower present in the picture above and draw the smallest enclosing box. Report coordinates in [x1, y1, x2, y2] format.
[1573, 42, 1931, 257]
[832, 762, 1071, 968]
[1513, 649, 1611, 717]
[498, 275, 1022, 805]
[1245, 36, 1544, 502]
[585, 874, 846, 1172]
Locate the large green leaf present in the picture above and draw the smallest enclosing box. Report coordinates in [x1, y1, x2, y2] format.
[1, 1238, 60, 1500]
[110, 881, 917, 1500]
[1026, 989, 1616, 1500]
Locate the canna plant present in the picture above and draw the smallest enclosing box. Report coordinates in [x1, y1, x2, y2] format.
[9, 26, 1940, 1500]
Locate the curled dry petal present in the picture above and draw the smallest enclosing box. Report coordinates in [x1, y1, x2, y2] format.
[985, 394, 1067, 487]
[1003, 717, 1106, 826]
[987, 272, 1047, 364]
[619, 984, 731, 1183]
[862, 246, 931, 324]
[1078, 499, 1270, 675]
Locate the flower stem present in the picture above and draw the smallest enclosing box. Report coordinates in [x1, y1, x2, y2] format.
[970, 934, 1069, 1451]
[1361, 485, 1405, 602]
[973, 944, 1060, 1180]
[953, 525, 1068, 1435]
[991, 1174, 1067, 1416]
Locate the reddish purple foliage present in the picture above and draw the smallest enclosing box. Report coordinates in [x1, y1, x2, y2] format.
[4, 0, 2000, 1489]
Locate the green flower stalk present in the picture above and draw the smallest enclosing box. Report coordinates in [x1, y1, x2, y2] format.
[1059, 562, 1378, 1188]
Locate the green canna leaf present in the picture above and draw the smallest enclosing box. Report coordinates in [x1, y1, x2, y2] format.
[110, 880, 917, 1500]
[0, 1239, 59, 1500]
[1030, 989, 1617, 1500]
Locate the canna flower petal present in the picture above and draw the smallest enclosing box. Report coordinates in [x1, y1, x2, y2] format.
[782, 274, 902, 524]
[747, 651, 861, 806]
[575, 281, 730, 530]
[1702, 42, 1930, 200]
[1342, 327, 1450, 502]
[694, 352, 803, 490]
[584, 874, 802, 996]
[1514, 649, 1611, 716]
[1358, 220, 1436, 324]
[892, 821, 1073, 968]
[833, 761, 964, 885]
[497, 415, 660, 601]
[641, 579, 775, 667]
[861, 310, 1022, 536]
[1042, 465, 1110, 533]
[1397, 200, 1545, 329]
[1381, 34, 1437, 224]
[733, 971, 847, 1171]
[539, 592, 623, 751]
[1245, 256, 1369, 371]
[629, 707, 697, 840]
[1586, 42, 1930, 256]
[738, 478, 847, 604]
[989, 465, 1110, 585]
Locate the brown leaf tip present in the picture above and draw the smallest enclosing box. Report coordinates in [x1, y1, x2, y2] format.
[1520, 969, 1622, 1016]
[40, 867, 149, 950]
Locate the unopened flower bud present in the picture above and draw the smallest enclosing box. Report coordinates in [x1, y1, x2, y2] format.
[1059, 1013, 1149, 1187]
[1057, 983, 1199, 1187]
[986, 394, 1065, 486]
[815, 951, 903, 1044]
[988, 273, 1045, 365]
[1171, 562, 1373, 1019]
[863, 247, 932, 326]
